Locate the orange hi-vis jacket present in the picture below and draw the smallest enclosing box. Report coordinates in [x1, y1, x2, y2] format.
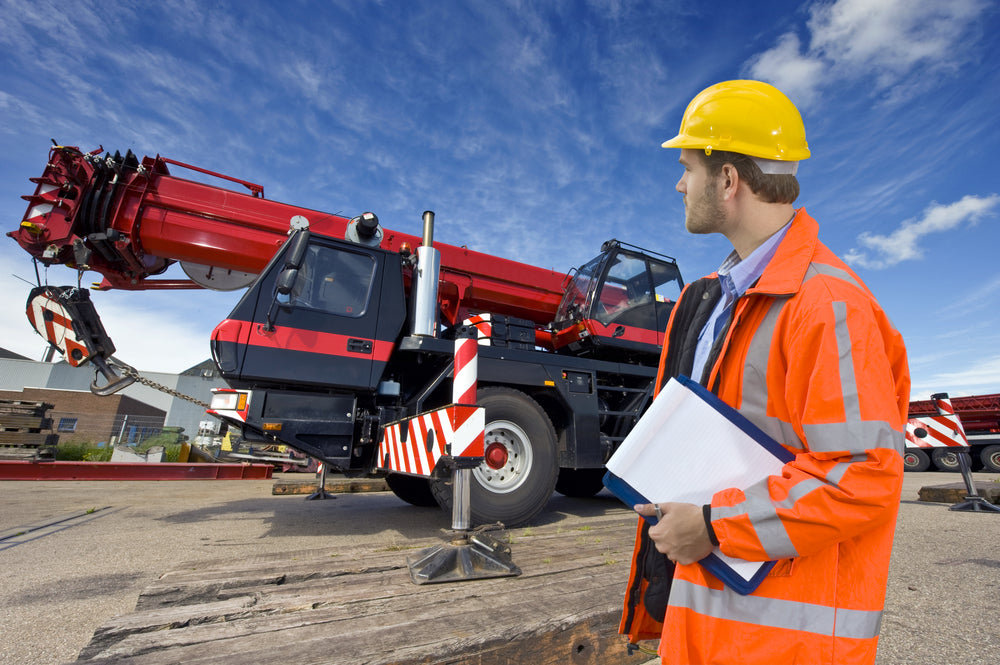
[620, 209, 910, 665]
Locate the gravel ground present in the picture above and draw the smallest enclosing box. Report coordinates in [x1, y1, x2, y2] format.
[0, 471, 997, 665]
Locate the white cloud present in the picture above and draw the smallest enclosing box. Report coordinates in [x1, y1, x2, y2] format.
[0, 260, 227, 374]
[911, 354, 1000, 399]
[809, 0, 985, 77]
[745, 33, 825, 107]
[746, 0, 988, 108]
[844, 194, 1000, 269]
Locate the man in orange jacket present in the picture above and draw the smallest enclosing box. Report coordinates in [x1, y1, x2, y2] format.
[620, 80, 910, 664]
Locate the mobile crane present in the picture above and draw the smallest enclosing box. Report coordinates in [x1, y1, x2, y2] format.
[906, 393, 1000, 473]
[10, 144, 684, 526]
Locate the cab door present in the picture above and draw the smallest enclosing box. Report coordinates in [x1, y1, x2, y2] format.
[215, 234, 404, 391]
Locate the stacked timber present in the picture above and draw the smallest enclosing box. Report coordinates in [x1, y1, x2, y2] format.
[0, 399, 58, 460]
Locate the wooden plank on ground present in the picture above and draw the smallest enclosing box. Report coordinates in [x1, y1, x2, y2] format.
[0, 447, 55, 461]
[76, 514, 641, 664]
[918, 481, 1000, 504]
[272, 477, 389, 495]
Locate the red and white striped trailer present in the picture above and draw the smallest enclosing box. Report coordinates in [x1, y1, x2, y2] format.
[905, 393, 1000, 472]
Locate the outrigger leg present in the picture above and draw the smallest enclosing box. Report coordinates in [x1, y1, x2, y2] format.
[406, 457, 521, 584]
[950, 450, 1000, 513]
[406, 329, 520, 584]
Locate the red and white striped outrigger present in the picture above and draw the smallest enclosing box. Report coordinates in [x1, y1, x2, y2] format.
[376, 332, 485, 478]
[377, 404, 485, 476]
[903, 393, 969, 472]
[905, 394, 969, 450]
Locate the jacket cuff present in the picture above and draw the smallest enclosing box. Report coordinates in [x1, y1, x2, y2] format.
[703, 504, 720, 546]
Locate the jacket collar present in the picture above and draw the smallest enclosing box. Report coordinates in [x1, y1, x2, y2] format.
[745, 208, 818, 297]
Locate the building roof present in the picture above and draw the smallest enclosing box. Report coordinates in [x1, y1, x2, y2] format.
[180, 359, 216, 377]
[0, 347, 32, 361]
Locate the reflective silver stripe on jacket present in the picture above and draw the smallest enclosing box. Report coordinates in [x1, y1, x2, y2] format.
[737, 296, 804, 450]
[669, 579, 884, 640]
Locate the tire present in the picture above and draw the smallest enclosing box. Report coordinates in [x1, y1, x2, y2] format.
[555, 468, 607, 497]
[385, 473, 439, 507]
[980, 445, 1000, 473]
[902, 448, 931, 472]
[931, 447, 961, 472]
[431, 387, 558, 527]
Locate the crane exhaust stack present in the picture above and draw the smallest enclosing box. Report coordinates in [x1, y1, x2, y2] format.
[411, 210, 441, 337]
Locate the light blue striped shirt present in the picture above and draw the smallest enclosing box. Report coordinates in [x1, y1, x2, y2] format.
[690, 219, 793, 381]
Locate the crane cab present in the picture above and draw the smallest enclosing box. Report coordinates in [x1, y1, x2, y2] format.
[209, 229, 406, 470]
[547, 240, 683, 360]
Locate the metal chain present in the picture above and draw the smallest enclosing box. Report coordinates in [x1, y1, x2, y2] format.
[108, 358, 211, 409]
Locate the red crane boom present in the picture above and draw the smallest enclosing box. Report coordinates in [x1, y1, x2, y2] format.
[9, 145, 565, 327]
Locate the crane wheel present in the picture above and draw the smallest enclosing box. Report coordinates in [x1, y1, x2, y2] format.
[431, 387, 558, 527]
[902, 448, 931, 472]
[555, 468, 607, 497]
[980, 445, 1000, 473]
[385, 473, 439, 507]
[931, 448, 962, 472]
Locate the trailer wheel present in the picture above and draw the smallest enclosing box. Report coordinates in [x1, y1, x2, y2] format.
[431, 387, 558, 527]
[931, 448, 962, 472]
[903, 448, 931, 472]
[980, 445, 1000, 473]
[385, 473, 439, 507]
[555, 468, 607, 497]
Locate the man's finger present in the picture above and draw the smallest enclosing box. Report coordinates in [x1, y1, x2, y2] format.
[634, 503, 657, 516]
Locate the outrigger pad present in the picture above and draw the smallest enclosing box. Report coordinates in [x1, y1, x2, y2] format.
[950, 496, 1000, 513]
[407, 531, 521, 585]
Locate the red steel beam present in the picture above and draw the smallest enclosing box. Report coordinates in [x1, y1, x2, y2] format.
[0, 461, 273, 481]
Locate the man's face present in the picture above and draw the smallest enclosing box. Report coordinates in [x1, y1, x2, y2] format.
[676, 149, 726, 235]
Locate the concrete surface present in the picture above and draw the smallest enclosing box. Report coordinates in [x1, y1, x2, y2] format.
[0, 471, 997, 665]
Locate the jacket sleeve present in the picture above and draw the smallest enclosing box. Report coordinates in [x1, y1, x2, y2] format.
[709, 283, 910, 562]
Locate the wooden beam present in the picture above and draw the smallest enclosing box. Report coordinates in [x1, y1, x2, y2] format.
[76, 514, 643, 664]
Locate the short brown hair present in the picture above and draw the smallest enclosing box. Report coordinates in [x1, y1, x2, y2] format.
[700, 150, 800, 204]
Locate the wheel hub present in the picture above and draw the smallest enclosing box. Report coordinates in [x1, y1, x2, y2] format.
[485, 441, 509, 470]
[474, 419, 534, 494]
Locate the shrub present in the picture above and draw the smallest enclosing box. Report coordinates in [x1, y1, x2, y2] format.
[55, 442, 112, 462]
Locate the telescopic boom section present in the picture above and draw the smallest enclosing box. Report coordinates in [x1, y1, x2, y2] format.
[9, 145, 565, 326]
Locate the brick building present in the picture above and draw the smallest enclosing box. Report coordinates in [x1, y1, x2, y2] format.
[0, 351, 220, 442]
[0, 387, 166, 446]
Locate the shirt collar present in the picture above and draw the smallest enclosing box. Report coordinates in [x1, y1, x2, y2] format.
[716, 218, 793, 301]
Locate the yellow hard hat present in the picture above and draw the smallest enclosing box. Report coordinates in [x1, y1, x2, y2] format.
[661, 80, 810, 162]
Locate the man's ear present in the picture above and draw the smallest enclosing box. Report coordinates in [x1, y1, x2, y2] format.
[721, 163, 739, 200]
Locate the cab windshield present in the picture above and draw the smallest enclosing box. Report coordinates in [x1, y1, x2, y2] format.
[554, 247, 683, 328]
[555, 253, 604, 324]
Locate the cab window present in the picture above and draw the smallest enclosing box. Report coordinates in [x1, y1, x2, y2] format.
[289, 245, 375, 317]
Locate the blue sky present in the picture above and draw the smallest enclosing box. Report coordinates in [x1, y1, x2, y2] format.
[1, 0, 998, 400]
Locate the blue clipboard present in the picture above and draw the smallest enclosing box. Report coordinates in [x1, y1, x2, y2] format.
[603, 375, 795, 595]
[603, 470, 778, 595]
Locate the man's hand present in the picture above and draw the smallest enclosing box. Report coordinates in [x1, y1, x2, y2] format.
[635, 502, 715, 565]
